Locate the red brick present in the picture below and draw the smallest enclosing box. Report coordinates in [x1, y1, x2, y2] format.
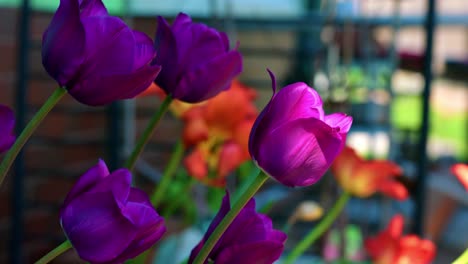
[24, 209, 58, 236]
[34, 178, 75, 205]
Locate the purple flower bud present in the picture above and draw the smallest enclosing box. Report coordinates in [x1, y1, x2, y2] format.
[60, 160, 166, 263]
[154, 13, 243, 103]
[189, 192, 286, 264]
[42, 0, 161, 106]
[0, 105, 15, 153]
[249, 71, 353, 187]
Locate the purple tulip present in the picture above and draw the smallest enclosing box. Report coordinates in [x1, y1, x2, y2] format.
[154, 13, 243, 103]
[60, 160, 166, 263]
[249, 71, 352, 187]
[189, 192, 286, 264]
[0, 105, 15, 153]
[42, 0, 161, 106]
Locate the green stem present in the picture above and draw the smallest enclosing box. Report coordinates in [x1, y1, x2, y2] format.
[453, 248, 468, 264]
[0, 86, 66, 187]
[124, 95, 173, 170]
[192, 172, 269, 264]
[150, 139, 184, 207]
[284, 192, 351, 264]
[35, 240, 72, 264]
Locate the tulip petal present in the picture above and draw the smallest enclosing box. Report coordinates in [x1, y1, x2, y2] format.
[452, 163, 468, 191]
[132, 30, 157, 70]
[62, 159, 109, 207]
[61, 192, 136, 263]
[175, 50, 242, 102]
[76, 16, 135, 80]
[249, 82, 325, 157]
[0, 105, 15, 153]
[70, 62, 161, 106]
[216, 241, 285, 264]
[113, 216, 166, 263]
[122, 188, 159, 227]
[154, 16, 179, 92]
[42, 0, 85, 86]
[79, 0, 108, 17]
[324, 113, 353, 133]
[254, 118, 343, 187]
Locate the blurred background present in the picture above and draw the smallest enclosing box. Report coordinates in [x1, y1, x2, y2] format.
[0, 0, 466, 263]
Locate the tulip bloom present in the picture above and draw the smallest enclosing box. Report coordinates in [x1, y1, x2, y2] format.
[451, 163, 468, 191]
[249, 71, 352, 187]
[154, 13, 242, 103]
[0, 105, 15, 153]
[332, 146, 408, 200]
[42, 0, 161, 106]
[60, 160, 166, 263]
[365, 214, 436, 264]
[182, 80, 258, 186]
[188, 192, 286, 264]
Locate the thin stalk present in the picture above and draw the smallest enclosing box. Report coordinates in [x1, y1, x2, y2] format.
[124, 95, 173, 170]
[284, 192, 351, 264]
[151, 139, 184, 207]
[0, 87, 66, 186]
[34, 240, 72, 264]
[192, 172, 268, 264]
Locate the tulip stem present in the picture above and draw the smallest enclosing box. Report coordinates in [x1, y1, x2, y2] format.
[0, 86, 66, 187]
[192, 171, 269, 264]
[124, 95, 173, 171]
[151, 139, 185, 207]
[453, 248, 468, 264]
[34, 240, 72, 264]
[284, 192, 351, 264]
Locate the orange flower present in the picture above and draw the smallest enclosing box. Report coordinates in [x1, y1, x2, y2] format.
[331, 146, 408, 200]
[451, 163, 468, 191]
[181, 80, 258, 186]
[365, 214, 436, 264]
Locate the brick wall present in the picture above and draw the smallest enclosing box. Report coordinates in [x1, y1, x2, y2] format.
[0, 8, 182, 263]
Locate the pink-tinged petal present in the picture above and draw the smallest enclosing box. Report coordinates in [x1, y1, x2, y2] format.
[154, 16, 179, 92]
[0, 105, 15, 153]
[42, 0, 85, 86]
[79, 0, 108, 17]
[324, 113, 353, 133]
[451, 163, 468, 191]
[249, 80, 325, 157]
[61, 192, 137, 263]
[175, 50, 242, 102]
[253, 118, 344, 187]
[62, 159, 109, 207]
[216, 241, 285, 264]
[70, 63, 161, 106]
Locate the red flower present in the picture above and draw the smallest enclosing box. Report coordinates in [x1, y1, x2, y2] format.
[451, 163, 468, 191]
[181, 80, 258, 186]
[331, 146, 408, 200]
[365, 214, 436, 264]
